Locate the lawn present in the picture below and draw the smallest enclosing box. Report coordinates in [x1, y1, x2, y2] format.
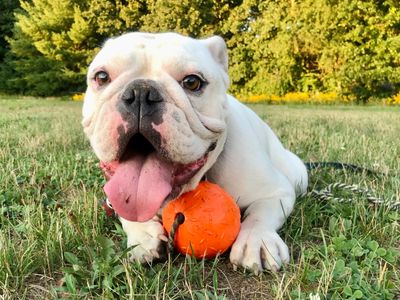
[0, 97, 399, 299]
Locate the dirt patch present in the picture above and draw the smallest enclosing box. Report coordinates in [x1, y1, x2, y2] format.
[23, 273, 60, 300]
[202, 257, 275, 299]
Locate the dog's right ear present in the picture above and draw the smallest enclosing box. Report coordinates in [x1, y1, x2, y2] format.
[201, 36, 228, 73]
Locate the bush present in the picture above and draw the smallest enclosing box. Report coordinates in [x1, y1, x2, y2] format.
[1, 0, 399, 101]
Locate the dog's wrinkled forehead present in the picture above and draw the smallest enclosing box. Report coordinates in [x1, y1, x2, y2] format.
[88, 32, 228, 85]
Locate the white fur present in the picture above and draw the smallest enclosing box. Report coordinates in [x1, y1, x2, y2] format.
[207, 96, 307, 272]
[83, 32, 308, 272]
[120, 216, 166, 263]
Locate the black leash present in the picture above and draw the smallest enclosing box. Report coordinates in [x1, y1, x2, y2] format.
[167, 213, 185, 254]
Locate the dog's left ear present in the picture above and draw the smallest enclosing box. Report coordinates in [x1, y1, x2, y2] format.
[202, 36, 228, 73]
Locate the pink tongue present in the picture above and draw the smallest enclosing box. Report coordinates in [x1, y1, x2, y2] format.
[104, 153, 173, 222]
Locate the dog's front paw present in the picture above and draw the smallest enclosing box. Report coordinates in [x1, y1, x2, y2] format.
[230, 227, 289, 274]
[120, 217, 167, 264]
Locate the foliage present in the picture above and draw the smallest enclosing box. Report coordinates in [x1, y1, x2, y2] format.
[0, 0, 19, 62]
[57, 236, 129, 296]
[71, 93, 85, 101]
[56, 234, 225, 298]
[0, 0, 20, 92]
[1, 0, 146, 96]
[388, 92, 400, 105]
[223, 0, 400, 101]
[1, 26, 73, 96]
[242, 91, 400, 105]
[0, 0, 400, 101]
[140, 0, 240, 37]
[242, 92, 340, 104]
[294, 234, 399, 299]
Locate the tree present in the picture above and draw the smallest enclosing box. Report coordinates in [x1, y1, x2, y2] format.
[223, 0, 400, 100]
[0, 0, 19, 62]
[3, 0, 146, 96]
[322, 0, 400, 102]
[140, 0, 241, 37]
[0, 0, 20, 92]
[1, 0, 399, 101]
[2, 26, 67, 95]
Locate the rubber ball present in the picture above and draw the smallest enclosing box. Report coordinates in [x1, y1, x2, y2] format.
[162, 181, 241, 259]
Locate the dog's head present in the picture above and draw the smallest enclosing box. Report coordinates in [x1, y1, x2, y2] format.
[82, 32, 229, 221]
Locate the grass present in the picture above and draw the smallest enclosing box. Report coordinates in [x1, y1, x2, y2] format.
[0, 97, 399, 299]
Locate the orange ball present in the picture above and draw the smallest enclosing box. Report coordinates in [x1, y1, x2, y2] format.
[162, 181, 241, 259]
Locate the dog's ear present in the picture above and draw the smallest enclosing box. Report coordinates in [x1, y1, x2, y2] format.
[201, 36, 228, 73]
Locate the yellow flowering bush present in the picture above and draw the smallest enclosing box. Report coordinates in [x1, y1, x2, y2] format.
[69, 91, 399, 105]
[72, 93, 85, 101]
[241, 92, 340, 104]
[282, 92, 309, 102]
[385, 93, 400, 105]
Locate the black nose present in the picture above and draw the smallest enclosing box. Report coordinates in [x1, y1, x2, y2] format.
[121, 79, 163, 106]
[118, 79, 165, 135]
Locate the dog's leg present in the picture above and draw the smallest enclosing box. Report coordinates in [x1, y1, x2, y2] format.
[120, 216, 168, 263]
[229, 192, 295, 273]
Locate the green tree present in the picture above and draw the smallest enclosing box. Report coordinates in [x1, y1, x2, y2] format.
[140, 0, 241, 37]
[0, 0, 20, 93]
[3, 0, 146, 96]
[2, 0, 399, 101]
[223, 0, 400, 100]
[322, 0, 400, 102]
[0, 0, 19, 62]
[2, 26, 66, 95]
[219, 0, 260, 95]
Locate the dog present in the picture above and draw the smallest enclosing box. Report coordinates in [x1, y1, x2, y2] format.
[82, 32, 308, 273]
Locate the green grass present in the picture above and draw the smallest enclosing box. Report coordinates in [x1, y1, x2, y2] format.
[0, 97, 399, 299]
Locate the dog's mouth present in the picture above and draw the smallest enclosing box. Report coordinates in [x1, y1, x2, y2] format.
[100, 134, 212, 222]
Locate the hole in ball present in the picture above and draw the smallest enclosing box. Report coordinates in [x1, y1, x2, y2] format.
[175, 212, 185, 225]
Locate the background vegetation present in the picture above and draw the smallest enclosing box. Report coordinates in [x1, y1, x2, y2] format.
[0, 97, 399, 299]
[1, 0, 400, 103]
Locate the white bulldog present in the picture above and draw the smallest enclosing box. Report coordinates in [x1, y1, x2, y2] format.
[82, 32, 308, 273]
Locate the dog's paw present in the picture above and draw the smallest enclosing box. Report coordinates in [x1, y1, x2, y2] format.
[120, 216, 168, 264]
[229, 228, 289, 274]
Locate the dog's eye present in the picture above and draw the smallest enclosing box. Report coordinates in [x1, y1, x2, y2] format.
[94, 71, 110, 86]
[181, 75, 204, 92]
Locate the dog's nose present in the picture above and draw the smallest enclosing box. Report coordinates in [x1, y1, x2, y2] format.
[120, 79, 163, 107]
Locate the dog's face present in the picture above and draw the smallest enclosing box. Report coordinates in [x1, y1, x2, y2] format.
[82, 32, 229, 222]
